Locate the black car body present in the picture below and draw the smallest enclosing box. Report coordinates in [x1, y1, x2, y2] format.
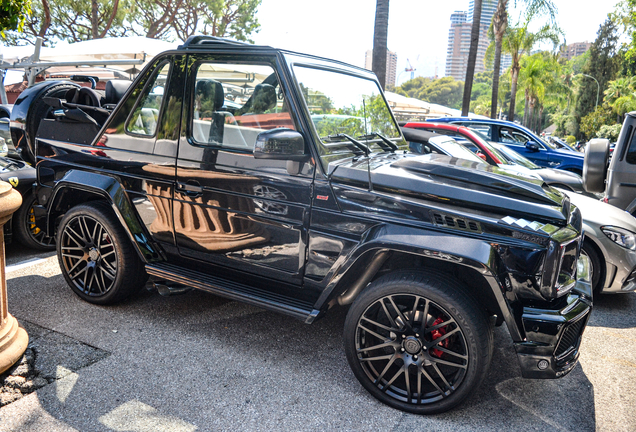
[11, 36, 592, 414]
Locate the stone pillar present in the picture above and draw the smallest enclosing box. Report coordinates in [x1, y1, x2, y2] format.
[0, 181, 27, 374]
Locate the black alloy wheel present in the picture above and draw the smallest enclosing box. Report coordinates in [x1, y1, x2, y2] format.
[344, 271, 493, 414]
[57, 202, 146, 304]
[14, 192, 55, 251]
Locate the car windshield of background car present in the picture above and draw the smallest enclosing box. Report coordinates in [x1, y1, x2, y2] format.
[429, 136, 486, 164]
[490, 142, 540, 169]
[293, 66, 406, 161]
[464, 128, 513, 165]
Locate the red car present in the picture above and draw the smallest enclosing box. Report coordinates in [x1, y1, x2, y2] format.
[403, 122, 503, 165]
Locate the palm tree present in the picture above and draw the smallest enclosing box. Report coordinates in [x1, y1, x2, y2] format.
[486, 21, 560, 121]
[372, 0, 390, 90]
[489, 0, 557, 119]
[461, 0, 482, 116]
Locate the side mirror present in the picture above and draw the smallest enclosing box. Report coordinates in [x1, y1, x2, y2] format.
[476, 152, 487, 161]
[254, 128, 309, 161]
[526, 141, 540, 152]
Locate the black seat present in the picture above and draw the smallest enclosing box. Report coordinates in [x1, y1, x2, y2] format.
[104, 80, 133, 109]
[235, 83, 276, 116]
[195, 79, 225, 144]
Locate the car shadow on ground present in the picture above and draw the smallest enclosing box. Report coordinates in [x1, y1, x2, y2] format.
[5, 272, 597, 431]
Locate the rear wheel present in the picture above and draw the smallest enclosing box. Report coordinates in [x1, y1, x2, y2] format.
[343, 270, 493, 414]
[57, 202, 147, 304]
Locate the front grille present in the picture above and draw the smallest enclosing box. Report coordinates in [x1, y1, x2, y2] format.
[431, 212, 481, 233]
[554, 312, 588, 359]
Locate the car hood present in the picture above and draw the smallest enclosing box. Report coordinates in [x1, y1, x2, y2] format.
[533, 167, 584, 189]
[329, 153, 570, 226]
[565, 191, 636, 231]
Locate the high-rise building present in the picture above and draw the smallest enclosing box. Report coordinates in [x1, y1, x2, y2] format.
[364, 49, 398, 88]
[560, 41, 591, 61]
[445, 0, 507, 81]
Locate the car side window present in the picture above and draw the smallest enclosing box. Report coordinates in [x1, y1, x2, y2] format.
[498, 127, 530, 146]
[190, 62, 295, 151]
[625, 130, 636, 164]
[462, 123, 492, 139]
[126, 62, 171, 137]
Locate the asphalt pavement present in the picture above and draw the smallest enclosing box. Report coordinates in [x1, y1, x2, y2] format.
[0, 242, 634, 432]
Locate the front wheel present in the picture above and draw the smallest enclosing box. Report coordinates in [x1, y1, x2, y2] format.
[57, 201, 147, 304]
[343, 270, 493, 414]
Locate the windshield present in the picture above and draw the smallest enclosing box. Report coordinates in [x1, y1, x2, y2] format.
[429, 137, 485, 164]
[293, 65, 406, 162]
[490, 142, 540, 169]
[462, 128, 512, 165]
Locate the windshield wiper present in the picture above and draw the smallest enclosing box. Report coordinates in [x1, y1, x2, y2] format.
[322, 133, 370, 156]
[356, 132, 398, 152]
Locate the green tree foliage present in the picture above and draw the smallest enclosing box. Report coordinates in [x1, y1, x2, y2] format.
[579, 105, 616, 140]
[597, 123, 622, 140]
[575, 18, 620, 122]
[487, 20, 561, 122]
[4, 0, 261, 44]
[0, 0, 32, 36]
[396, 77, 464, 109]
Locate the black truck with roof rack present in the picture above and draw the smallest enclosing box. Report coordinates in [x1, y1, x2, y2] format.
[10, 35, 592, 414]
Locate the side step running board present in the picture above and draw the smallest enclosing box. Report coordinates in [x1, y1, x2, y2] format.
[145, 263, 320, 323]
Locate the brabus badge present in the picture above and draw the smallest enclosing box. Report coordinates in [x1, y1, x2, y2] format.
[316, 195, 329, 201]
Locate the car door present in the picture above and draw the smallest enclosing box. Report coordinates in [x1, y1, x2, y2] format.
[496, 125, 551, 167]
[174, 54, 314, 286]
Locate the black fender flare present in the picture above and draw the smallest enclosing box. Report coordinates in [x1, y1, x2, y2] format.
[315, 224, 522, 341]
[45, 170, 163, 263]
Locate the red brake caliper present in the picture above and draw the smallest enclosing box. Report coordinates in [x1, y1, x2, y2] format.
[430, 316, 450, 357]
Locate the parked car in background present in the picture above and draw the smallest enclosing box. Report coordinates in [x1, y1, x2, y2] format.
[10, 35, 592, 415]
[546, 136, 578, 153]
[0, 155, 54, 250]
[403, 122, 588, 194]
[563, 190, 636, 295]
[427, 117, 585, 174]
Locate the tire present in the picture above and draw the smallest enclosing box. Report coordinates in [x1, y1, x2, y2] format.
[583, 138, 610, 193]
[343, 270, 493, 414]
[56, 201, 147, 304]
[13, 192, 56, 251]
[581, 239, 603, 295]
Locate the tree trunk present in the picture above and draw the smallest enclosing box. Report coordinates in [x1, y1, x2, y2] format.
[490, 0, 508, 119]
[372, 0, 390, 90]
[91, 0, 99, 39]
[508, 66, 519, 121]
[523, 89, 529, 126]
[38, 0, 51, 38]
[461, 0, 482, 116]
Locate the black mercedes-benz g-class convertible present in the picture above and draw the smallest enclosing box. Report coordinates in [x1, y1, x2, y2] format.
[10, 36, 591, 414]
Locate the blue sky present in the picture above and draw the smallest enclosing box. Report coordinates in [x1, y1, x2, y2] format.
[254, 0, 623, 84]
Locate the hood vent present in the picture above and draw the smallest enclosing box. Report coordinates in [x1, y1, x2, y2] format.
[432, 212, 481, 233]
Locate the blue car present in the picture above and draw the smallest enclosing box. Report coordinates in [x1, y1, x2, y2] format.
[428, 117, 585, 175]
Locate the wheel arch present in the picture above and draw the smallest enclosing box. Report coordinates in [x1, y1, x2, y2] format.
[315, 225, 521, 340]
[44, 170, 163, 263]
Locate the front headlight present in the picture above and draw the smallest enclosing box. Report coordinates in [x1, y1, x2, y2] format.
[601, 226, 636, 250]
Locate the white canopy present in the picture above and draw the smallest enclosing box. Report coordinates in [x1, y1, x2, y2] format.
[384, 91, 488, 120]
[1, 36, 178, 70]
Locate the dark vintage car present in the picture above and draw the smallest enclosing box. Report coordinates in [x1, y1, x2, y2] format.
[11, 36, 592, 415]
[0, 156, 54, 250]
